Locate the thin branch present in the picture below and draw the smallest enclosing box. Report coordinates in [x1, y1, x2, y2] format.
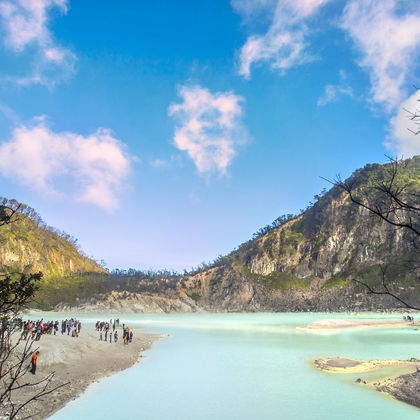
[353, 279, 420, 311]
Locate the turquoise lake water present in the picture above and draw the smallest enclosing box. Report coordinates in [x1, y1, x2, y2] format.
[44, 313, 419, 420]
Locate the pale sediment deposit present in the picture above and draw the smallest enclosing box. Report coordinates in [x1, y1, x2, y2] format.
[300, 318, 418, 330]
[311, 357, 420, 409]
[2, 326, 161, 420]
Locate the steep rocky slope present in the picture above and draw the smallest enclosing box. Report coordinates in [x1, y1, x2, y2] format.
[181, 156, 419, 311]
[0, 204, 105, 277]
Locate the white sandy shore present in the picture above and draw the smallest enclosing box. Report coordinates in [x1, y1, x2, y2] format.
[311, 356, 418, 373]
[3, 326, 162, 420]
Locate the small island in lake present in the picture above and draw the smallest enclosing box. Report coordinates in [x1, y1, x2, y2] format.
[311, 356, 420, 409]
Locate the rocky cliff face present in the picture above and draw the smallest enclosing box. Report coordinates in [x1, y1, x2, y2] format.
[181, 157, 419, 312]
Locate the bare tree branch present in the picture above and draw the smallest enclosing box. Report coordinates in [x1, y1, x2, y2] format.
[328, 155, 419, 310]
[0, 198, 65, 419]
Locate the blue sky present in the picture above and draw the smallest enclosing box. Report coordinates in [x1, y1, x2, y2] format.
[0, 0, 419, 271]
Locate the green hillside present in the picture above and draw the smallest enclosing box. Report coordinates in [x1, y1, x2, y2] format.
[0, 199, 106, 308]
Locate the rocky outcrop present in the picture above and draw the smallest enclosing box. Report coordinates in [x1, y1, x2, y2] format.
[373, 367, 420, 408]
[181, 157, 420, 312]
[56, 290, 201, 313]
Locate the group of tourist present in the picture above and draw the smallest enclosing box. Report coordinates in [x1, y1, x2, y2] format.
[24, 317, 134, 378]
[96, 318, 133, 345]
[61, 318, 82, 337]
[403, 315, 415, 321]
[21, 318, 82, 376]
[21, 318, 82, 341]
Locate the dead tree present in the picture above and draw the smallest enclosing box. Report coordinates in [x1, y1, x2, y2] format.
[403, 88, 420, 135]
[0, 199, 65, 419]
[0, 313, 67, 419]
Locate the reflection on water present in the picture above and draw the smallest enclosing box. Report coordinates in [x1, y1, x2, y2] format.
[43, 313, 419, 420]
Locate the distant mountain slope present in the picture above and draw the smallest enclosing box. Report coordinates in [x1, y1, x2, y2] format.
[0, 202, 105, 277]
[181, 156, 420, 311]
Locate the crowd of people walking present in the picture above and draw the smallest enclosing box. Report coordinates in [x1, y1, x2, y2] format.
[21, 318, 82, 341]
[22, 317, 133, 344]
[96, 318, 133, 345]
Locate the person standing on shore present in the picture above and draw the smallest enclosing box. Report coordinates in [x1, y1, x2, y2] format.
[30, 351, 39, 374]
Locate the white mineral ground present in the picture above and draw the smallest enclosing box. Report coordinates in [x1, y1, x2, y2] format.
[310, 356, 420, 408]
[300, 318, 419, 330]
[3, 326, 163, 420]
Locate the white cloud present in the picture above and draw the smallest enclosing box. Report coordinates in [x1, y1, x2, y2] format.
[233, 0, 331, 79]
[168, 85, 246, 175]
[0, 101, 19, 123]
[388, 89, 420, 156]
[317, 70, 354, 106]
[151, 158, 168, 168]
[150, 155, 183, 169]
[0, 119, 132, 210]
[340, 0, 420, 112]
[0, 0, 75, 86]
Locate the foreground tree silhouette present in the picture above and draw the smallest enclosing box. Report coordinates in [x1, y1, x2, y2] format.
[0, 198, 65, 419]
[333, 157, 420, 311]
